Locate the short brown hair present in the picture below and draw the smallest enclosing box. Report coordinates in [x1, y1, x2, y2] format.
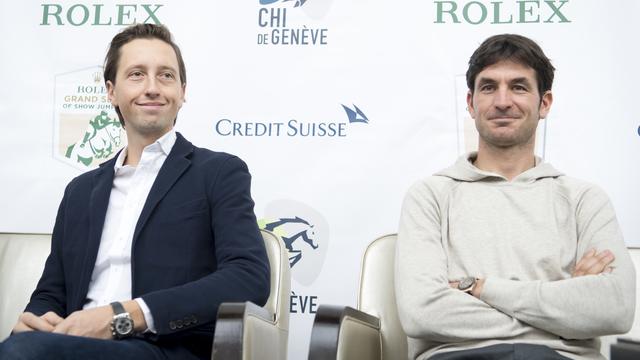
[466, 34, 554, 97]
[103, 24, 186, 126]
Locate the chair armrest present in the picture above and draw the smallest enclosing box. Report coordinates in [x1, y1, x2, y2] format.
[611, 338, 640, 360]
[213, 301, 286, 360]
[308, 305, 381, 360]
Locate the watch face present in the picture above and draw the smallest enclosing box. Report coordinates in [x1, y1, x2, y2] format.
[115, 317, 134, 336]
[458, 277, 475, 291]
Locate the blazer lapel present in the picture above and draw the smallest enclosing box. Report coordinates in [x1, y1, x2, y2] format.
[132, 133, 193, 245]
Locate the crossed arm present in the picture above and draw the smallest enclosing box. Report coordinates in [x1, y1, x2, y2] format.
[449, 248, 616, 296]
[395, 181, 636, 342]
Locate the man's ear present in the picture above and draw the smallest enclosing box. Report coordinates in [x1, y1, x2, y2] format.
[539, 90, 553, 119]
[466, 90, 475, 119]
[106, 80, 116, 105]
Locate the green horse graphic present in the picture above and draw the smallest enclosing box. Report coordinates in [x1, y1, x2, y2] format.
[65, 111, 123, 166]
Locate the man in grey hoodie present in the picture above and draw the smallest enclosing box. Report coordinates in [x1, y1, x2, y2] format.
[395, 34, 635, 360]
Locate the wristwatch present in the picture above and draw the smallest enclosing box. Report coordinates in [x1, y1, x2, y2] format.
[110, 301, 134, 339]
[457, 277, 477, 294]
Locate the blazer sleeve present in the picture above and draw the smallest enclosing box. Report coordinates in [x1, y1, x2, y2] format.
[140, 155, 270, 335]
[24, 184, 70, 318]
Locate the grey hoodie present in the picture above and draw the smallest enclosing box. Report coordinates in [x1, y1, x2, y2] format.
[395, 152, 635, 360]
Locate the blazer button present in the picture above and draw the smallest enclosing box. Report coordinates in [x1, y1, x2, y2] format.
[176, 320, 183, 328]
[169, 321, 177, 330]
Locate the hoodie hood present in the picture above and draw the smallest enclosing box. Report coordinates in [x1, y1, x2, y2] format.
[435, 152, 564, 183]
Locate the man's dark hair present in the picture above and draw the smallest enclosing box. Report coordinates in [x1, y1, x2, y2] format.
[466, 34, 555, 97]
[103, 24, 186, 126]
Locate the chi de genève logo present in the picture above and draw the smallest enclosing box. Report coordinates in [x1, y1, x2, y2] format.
[257, 0, 333, 46]
[53, 66, 125, 170]
[259, 199, 329, 286]
[214, 103, 369, 138]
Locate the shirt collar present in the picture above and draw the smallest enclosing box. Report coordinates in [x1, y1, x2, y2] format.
[113, 129, 177, 171]
[152, 128, 177, 156]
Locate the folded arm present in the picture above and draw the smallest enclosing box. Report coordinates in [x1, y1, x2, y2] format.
[477, 186, 635, 339]
[395, 181, 527, 343]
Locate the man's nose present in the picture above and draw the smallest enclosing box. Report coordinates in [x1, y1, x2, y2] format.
[144, 77, 160, 97]
[493, 87, 513, 110]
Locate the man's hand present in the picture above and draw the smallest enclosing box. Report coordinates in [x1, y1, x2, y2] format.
[51, 300, 146, 339]
[53, 305, 113, 339]
[573, 248, 615, 277]
[12, 311, 64, 333]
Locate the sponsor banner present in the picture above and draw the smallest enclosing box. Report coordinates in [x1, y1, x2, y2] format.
[2, 1, 640, 358]
[256, 0, 332, 46]
[432, 0, 571, 25]
[53, 66, 124, 169]
[214, 103, 368, 138]
[39, 3, 163, 26]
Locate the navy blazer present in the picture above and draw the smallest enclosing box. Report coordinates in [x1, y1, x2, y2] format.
[25, 132, 270, 358]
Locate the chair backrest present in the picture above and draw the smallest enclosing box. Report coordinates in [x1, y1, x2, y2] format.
[260, 229, 291, 334]
[0, 233, 52, 340]
[357, 234, 407, 360]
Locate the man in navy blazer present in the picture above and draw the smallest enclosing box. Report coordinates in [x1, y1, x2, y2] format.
[0, 24, 269, 360]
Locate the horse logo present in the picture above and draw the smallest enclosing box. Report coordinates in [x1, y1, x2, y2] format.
[260, 199, 329, 286]
[64, 111, 123, 167]
[264, 216, 319, 268]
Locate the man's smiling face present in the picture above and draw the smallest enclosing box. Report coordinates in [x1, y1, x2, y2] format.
[107, 38, 185, 139]
[467, 60, 552, 149]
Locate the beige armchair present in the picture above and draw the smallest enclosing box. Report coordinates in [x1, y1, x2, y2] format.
[212, 229, 291, 360]
[0, 230, 291, 360]
[308, 234, 406, 360]
[0, 233, 51, 339]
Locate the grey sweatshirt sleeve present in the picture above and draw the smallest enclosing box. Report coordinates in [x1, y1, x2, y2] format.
[395, 181, 527, 342]
[479, 185, 636, 339]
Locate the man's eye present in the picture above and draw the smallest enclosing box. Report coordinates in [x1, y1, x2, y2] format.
[480, 84, 494, 92]
[129, 71, 143, 78]
[513, 84, 529, 92]
[161, 72, 175, 79]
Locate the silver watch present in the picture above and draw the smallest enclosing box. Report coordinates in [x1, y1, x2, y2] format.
[457, 277, 477, 294]
[110, 301, 134, 339]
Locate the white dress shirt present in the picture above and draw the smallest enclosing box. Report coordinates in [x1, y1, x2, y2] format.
[83, 129, 177, 333]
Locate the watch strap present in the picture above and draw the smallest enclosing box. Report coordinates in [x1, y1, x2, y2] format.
[110, 301, 126, 315]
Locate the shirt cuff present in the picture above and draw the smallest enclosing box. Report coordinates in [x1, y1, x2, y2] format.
[134, 298, 157, 334]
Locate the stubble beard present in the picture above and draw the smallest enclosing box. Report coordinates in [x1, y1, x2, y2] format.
[477, 120, 538, 150]
[125, 116, 173, 140]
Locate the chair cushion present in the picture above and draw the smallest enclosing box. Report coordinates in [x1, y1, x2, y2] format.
[0, 234, 51, 340]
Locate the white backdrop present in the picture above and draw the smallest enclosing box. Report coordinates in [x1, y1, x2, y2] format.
[1, 1, 639, 358]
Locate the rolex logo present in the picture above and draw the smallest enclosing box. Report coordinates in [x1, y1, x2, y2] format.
[93, 72, 102, 83]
